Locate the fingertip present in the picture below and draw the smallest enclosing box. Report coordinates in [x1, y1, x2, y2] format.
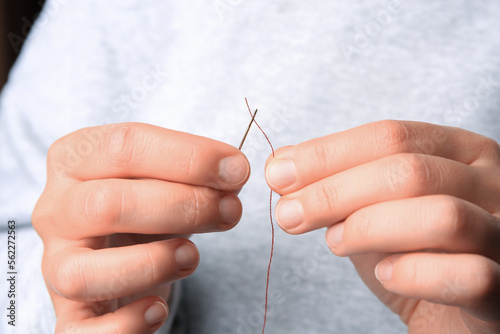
[218, 154, 251, 188]
[141, 296, 170, 333]
[325, 223, 347, 257]
[219, 193, 243, 227]
[265, 146, 297, 194]
[375, 259, 394, 285]
[265, 159, 297, 192]
[174, 242, 199, 273]
[144, 300, 169, 329]
[275, 199, 304, 233]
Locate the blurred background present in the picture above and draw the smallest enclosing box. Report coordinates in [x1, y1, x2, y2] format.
[0, 0, 45, 91]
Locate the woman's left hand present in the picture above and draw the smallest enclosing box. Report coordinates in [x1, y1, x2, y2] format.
[265, 120, 500, 334]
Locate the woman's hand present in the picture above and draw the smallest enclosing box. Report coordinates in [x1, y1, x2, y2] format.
[265, 120, 500, 334]
[32, 122, 250, 333]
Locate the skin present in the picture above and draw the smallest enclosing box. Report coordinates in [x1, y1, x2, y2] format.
[265, 120, 500, 334]
[33, 119, 500, 333]
[32, 122, 251, 333]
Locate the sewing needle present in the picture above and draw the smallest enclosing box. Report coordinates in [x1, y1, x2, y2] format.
[238, 109, 258, 150]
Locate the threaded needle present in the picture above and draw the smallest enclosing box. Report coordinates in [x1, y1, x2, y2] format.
[238, 109, 258, 150]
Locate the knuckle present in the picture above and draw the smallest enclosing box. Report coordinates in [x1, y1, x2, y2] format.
[478, 137, 500, 161]
[46, 138, 69, 175]
[31, 195, 53, 234]
[432, 196, 468, 240]
[182, 190, 201, 229]
[182, 187, 216, 230]
[32, 187, 67, 237]
[48, 257, 85, 300]
[375, 120, 411, 154]
[46, 141, 59, 168]
[143, 243, 182, 286]
[101, 125, 141, 168]
[346, 210, 372, 243]
[388, 154, 431, 193]
[315, 183, 337, 215]
[468, 257, 498, 302]
[75, 182, 120, 229]
[144, 249, 164, 286]
[402, 257, 420, 285]
[313, 142, 336, 171]
[30, 206, 42, 232]
[180, 146, 198, 178]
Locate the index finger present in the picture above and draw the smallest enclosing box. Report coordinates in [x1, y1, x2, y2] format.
[47, 122, 250, 190]
[265, 120, 496, 194]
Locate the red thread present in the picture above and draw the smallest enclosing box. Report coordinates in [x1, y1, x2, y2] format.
[245, 98, 275, 334]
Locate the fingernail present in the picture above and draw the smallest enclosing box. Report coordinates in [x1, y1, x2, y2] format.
[175, 243, 199, 271]
[219, 194, 242, 225]
[144, 302, 168, 327]
[266, 160, 297, 189]
[277, 199, 304, 230]
[219, 155, 250, 185]
[375, 260, 393, 284]
[326, 223, 344, 248]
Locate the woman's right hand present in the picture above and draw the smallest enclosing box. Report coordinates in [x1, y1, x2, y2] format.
[32, 122, 250, 334]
